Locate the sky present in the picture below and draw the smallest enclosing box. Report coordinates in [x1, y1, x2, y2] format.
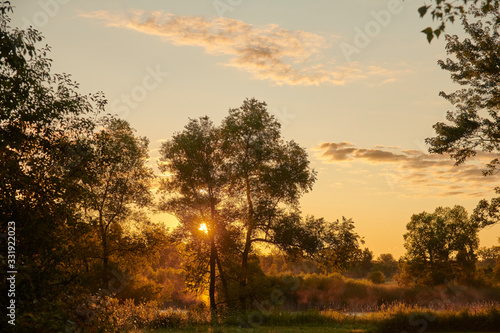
[11, 0, 500, 258]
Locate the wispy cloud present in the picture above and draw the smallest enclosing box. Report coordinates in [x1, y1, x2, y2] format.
[80, 10, 409, 86]
[315, 142, 498, 197]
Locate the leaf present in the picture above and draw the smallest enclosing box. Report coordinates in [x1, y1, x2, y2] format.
[418, 6, 429, 17]
[422, 27, 434, 43]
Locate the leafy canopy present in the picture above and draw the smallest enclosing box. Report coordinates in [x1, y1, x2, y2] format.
[419, 0, 499, 42]
[426, 4, 500, 227]
[402, 206, 479, 284]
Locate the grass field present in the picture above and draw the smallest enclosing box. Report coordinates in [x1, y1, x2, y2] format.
[77, 298, 500, 332]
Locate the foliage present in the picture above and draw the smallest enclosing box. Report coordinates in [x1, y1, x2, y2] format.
[270, 215, 368, 276]
[473, 188, 500, 227]
[221, 98, 317, 308]
[79, 117, 157, 287]
[401, 206, 479, 285]
[426, 4, 500, 228]
[159, 99, 317, 313]
[315, 217, 367, 273]
[372, 253, 399, 279]
[0, 1, 105, 325]
[427, 4, 500, 171]
[418, 0, 500, 42]
[158, 116, 234, 314]
[0, 5, 171, 329]
[368, 271, 386, 285]
[477, 240, 500, 284]
[478, 242, 500, 266]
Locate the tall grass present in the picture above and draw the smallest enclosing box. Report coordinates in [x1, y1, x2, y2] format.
[67, 296, 209, 332]
[73, 297, 500, 332]
[71, 273, 500, 332]
[281, 272, 500, 311]
[373, 302, 500, 333]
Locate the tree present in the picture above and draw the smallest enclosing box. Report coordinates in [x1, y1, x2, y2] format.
[0, 3, 107, 329]
[80, 117, 156, 287]
[478, 241, 500, 267]
[373, 253, 399, 279]
[426, 5, 500, 227]
[314, 217, 366, 274]
[221, 98, 316, 309]
[472, 189, 500, 227]
[477, 240, 500, 284]
[158, 116, 231, 319]
[401, 206, 479, 285]
[264, 215, 368, 276]
[368, 270, 385, 284]
[427, 6, 500, 169]
[159, 99, 317, 313]
[418, 0, 499, 42]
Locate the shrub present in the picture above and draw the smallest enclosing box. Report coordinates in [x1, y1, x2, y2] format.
[368, 271, 385, 285]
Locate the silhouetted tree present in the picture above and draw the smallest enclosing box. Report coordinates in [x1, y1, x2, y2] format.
[318, 217, 366, 273]
[158, 117, 233, 319]
[418, 0, 499, 42]
[401, 206, 479, 285]
[221, 98, 316, 309]
[273, 215, 368, 275]
[368, 270, 385, 284]
[0, 3, 106, 329]
[159, 99, 317, 312]
[426, 5, 500, 227]
[80, 117, 156, 287]
[0, 5, 165, 329]
[373, 253, 399, 279]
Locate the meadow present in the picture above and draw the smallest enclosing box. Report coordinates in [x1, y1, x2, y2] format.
[57, 271, 500, 332]
[68, 292, 500, 332]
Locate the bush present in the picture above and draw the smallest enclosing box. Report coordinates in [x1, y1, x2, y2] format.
[368, 271, 385, 285]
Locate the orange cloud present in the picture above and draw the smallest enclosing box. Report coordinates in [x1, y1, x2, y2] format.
[315, 142, 498, 197]
[80, 10, 409, 86]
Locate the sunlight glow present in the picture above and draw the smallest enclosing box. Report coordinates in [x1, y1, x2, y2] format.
[199, 223, 208, 234]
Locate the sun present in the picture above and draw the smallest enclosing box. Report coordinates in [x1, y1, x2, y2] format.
[199, 222, 208, 234]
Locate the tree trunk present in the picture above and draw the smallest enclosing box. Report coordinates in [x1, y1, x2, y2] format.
[239, 228, 252, 310]
[209, 236, 217, 322]
[102, 231, 109, 288]
[209, 198, 218, 323]
[215, 250, 229, 304]
[239, 175, 254, 310]
[100, 213, 109, 289]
